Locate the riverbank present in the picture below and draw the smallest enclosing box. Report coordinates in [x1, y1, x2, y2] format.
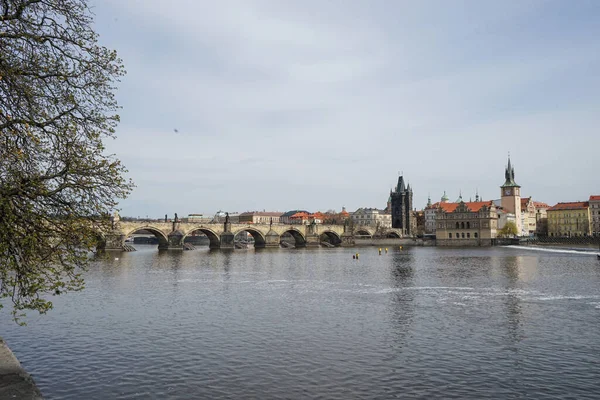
[0, 337, 43, 399]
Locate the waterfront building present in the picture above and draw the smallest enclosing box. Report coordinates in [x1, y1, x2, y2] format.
[500, 156, 522, 234]
[590, 195, 600, 236]
[351, 208, 392, 228]
[238, 211, 283, 224]
[497, 208, 517, 231]
[520, 198, 549, 236]
[424, 192, 450, 234]
[390, 175, 414, 235]
[414, 210, 425, 236]
[435, 200, 498, 246]
[535, 206, 549, 236]
[547, 202, 591, 237]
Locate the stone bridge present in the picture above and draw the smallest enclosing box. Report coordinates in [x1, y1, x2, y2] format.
[99, 220, 404, 251]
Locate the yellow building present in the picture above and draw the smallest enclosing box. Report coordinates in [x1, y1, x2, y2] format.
[547, 202, 591, 237]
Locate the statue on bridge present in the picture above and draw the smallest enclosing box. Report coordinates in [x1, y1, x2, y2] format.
[110, 210, 120, 229]
[225, 212, 230, 224]
[174, 213, 178, 223]
[270, 217, 273, 228]
[165, 214, 168, 223]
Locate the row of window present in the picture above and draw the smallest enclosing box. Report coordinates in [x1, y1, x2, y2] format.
[549, 232, 591, 237]
[549, 213, 587, 218]
[448, 232, 478, 239]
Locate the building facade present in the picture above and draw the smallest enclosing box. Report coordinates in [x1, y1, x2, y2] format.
[238, 211, 283, 224]
[519, 198, 550, 236]
[435, 201, 498, 246]
[590, 195, 600, 236]
[547, 202, 591, 237]
[390, 175, 414, 235]
[424, 192, 450, 234]
[351, 208, 392, 228]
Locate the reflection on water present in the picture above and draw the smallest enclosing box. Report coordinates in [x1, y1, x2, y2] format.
[2, 246, 600, 399]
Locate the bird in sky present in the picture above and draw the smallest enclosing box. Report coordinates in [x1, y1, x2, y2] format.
[173, 129, 179, 133]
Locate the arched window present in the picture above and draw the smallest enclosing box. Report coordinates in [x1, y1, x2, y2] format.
[456, 232, 460, 239]
[461, 232, 465, 238]
[448, 233, 452, 239]
[474, 232, 478, 238]
[456, 222, 459, 229]
[461, 222, 465, 229]
[467, 222, 470, 229]
[467, 232, 471, 238]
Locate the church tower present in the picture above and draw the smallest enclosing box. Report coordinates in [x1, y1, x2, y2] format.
[391, 175, 414, 235]
[500, 155, 522, 234]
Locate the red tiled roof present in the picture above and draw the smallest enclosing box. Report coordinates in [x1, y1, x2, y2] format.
[437, 201, 493, 213]
[547, 202, 589, 211]
[590, 195, 600, 201]
[533, 201, 550, 208]
[521, 197, 532, 208]
[290, 212, 309, 219]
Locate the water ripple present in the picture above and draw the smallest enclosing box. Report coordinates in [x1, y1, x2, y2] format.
[2, 246, 600, 399]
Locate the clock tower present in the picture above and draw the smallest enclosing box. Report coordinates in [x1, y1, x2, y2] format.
[500, 155, 522, 234]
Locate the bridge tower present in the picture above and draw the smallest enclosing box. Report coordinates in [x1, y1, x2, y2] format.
[391, 175, 414, 236]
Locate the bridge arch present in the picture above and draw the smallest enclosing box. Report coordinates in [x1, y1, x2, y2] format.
[124, 226, 169, 248]
[233, 228, 266, 248]
[320, 230, 342, 246]
[182, 227, 221, 249]
[355, 228, 373, 237]
[385, 231, 401, 238]
[280, 228, 306, 247]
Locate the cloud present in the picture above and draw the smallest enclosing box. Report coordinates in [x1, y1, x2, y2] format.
[93, 0, 600, 216]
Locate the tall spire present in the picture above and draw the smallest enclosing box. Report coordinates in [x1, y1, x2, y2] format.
[475, 188, 480, 202]
[502, 153, 520, 188]
[427, 193, 432, 207]
[397, 175, 406, 192]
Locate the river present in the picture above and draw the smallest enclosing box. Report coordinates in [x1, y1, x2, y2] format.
[1, 246, 600, 399]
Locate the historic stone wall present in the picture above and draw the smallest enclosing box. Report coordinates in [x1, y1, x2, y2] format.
[99, 221, 405, 251]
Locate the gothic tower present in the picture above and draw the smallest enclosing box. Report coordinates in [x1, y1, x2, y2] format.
[500, 155, 522, 234]
[391, 175, 414, 235]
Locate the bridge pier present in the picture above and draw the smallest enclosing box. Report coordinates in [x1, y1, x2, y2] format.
[265, 230, 280, 248]
[100, 232, 126, 251]
[340, 233, 355, 247]
[165, 231, 184, 250]
[305, 233, 320, 247]
[220, 232, 235, 249]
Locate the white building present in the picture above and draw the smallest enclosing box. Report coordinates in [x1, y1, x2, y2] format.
[424, 192, 450, 234]
[351, 208, 392, 228]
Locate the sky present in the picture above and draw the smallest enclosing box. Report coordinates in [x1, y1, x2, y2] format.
[91, 0, 600, 218]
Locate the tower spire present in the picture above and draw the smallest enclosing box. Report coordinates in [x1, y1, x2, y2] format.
[502, 152, 519, 188]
